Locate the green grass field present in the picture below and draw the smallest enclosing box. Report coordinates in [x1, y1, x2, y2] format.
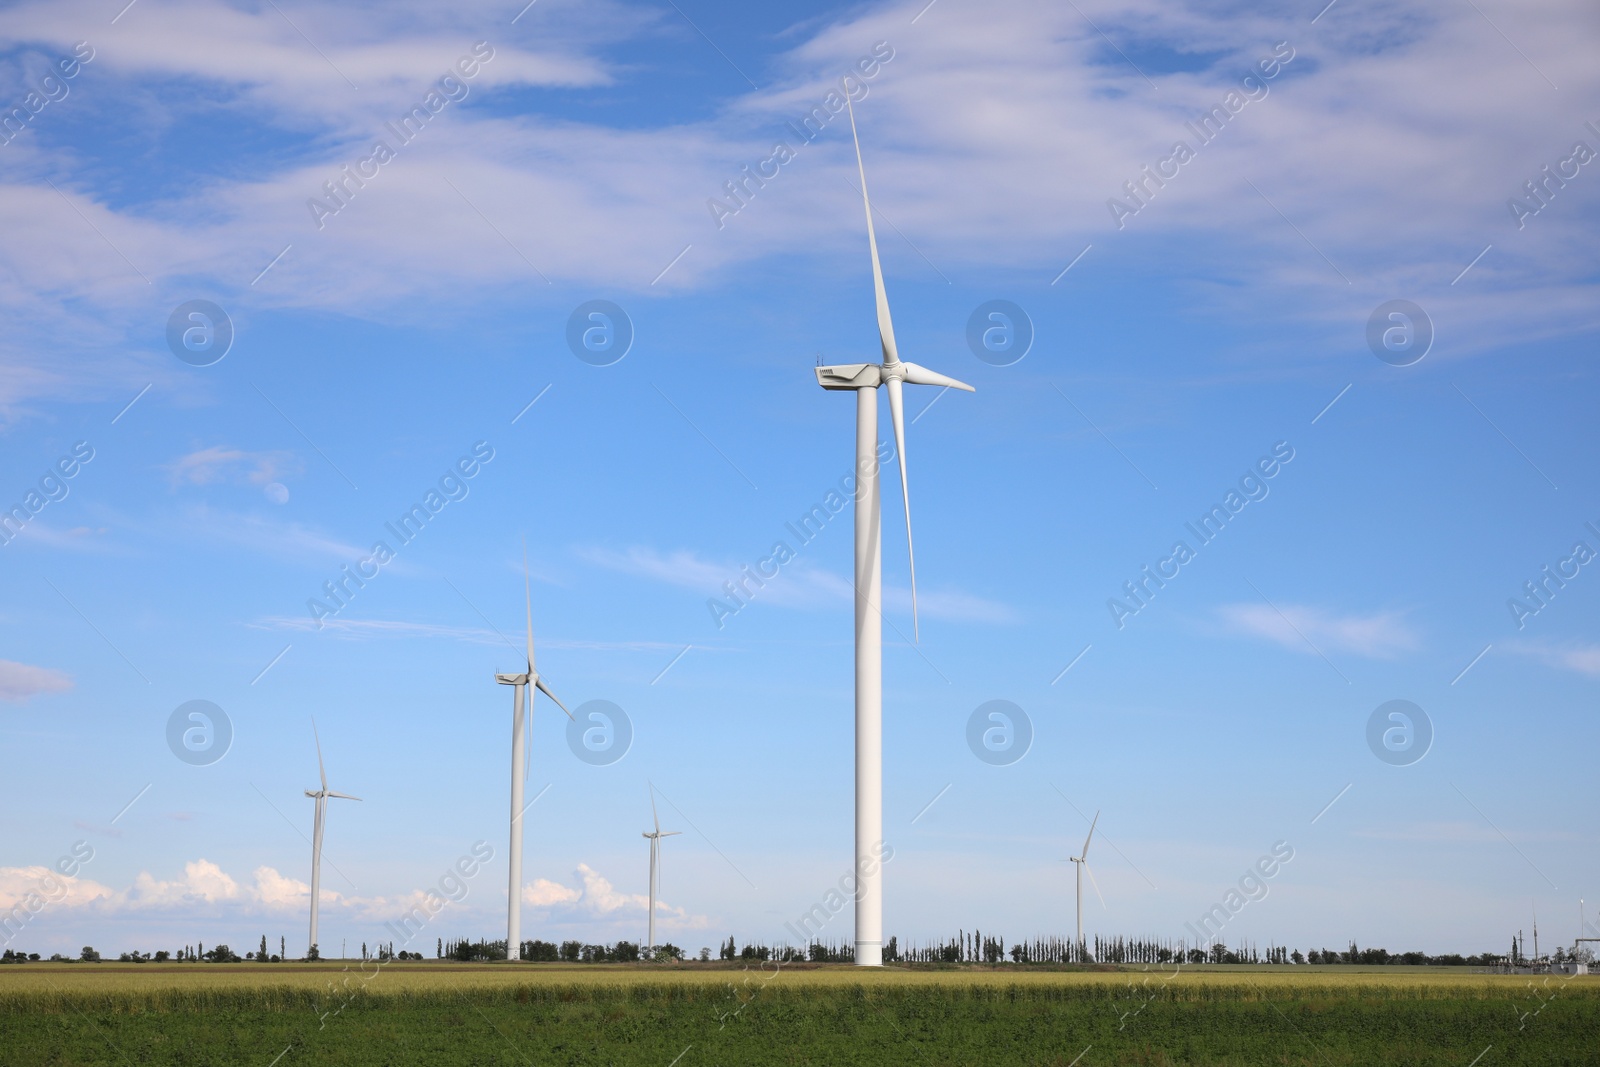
[3, 962, 1596, 1065]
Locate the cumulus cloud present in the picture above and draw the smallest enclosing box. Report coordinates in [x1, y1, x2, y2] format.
[523, 878, 581, 907]
[0, 659, 72, 702]
[251, 866, 310, 909]
[522, 863, 708, 930]
[0, 861, 320, 916]
[0, 858, 708, 932]
[1217, 603, 1419, 658]
[124, 859, 242, 907]
[0, 866, 114, 910]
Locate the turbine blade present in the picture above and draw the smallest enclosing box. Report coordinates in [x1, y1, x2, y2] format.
[523, 537, 535, 674]
[650, 786, 661, 836]
[327, 792, 362, 801]
[899, 361, 976, 392]
[845, 94, 898, 368]
[313, 720, 327, 793]
[535, 676, 575, 721]
[524, 683, 532, 781]
[662, 830, 682, 837]
[885, 376, 917, 641]
[1084, 860, 1106, 909]
[1080, 810, 1100, 860]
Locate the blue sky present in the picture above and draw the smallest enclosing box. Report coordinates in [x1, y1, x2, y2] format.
[1, 0, 1597, 960]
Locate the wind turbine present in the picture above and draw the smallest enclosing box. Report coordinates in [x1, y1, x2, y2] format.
[642, 785, 681, 955]
[494, 544, 574, 961]
[305, 722, 360, 958]
[1067, 810, 1102, 961]
[815, 96, 975, 967]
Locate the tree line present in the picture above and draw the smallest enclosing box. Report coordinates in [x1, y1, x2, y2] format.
[3, 930, 1559, 968]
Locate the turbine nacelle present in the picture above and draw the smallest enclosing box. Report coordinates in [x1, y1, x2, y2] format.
[815, 361, 976, 393]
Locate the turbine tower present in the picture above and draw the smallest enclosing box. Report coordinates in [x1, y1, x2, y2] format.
[1067, 810, 1102, 961]
[815, 97, 975, 967]
[494, 543, 573, 961]
[642, 784, 681, 955]
[305, 722, 360, 958]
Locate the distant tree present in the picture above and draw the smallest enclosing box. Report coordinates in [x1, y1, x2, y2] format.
[306, 943, 321, 961]
[1291, 950, 1305, 965]
[522, 940, 559, 962]
[260, 936, 268, 961]
[697, 947, 711, 962]
[80, 946, 99, 962]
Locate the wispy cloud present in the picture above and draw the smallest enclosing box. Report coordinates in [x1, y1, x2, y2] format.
[253, 614, 683, 653]
[176, 507, 369, 562]
[1506, 640, 1600, 678]
[1351, 821, 1576, 844]
[3, 0, 1594, 414]
[0, 658, 72, 702]
[1217, 603, 1419, 658]
[166, 446, 300, 489]
[581, 545, 1015, 623]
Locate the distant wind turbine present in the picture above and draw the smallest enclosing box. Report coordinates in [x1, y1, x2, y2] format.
[642, 784, 681, 955]
[814, 95, 975, 968]
[305, 721, 360, 958]
[1067, 810, 1103, 960]
[494, 542, 574, 961]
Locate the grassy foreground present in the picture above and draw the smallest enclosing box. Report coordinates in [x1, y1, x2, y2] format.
[3, 962, 1597, 1065]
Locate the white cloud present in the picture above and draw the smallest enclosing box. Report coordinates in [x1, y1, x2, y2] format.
[1352, 821, 1575, 844]
[0, 858, 710, 933]
[582, 545, 1014, 622]
[1217, 603, 1419, 658]
[1, 0, 1595, 415]
[521, 863, 709, 931]
[0, 866, 114, 909]
[124, 859, 242, 907]
[172, 507, 371, 562]
[523, 878, 581, 907]
[251, 866, 310, 909]
[0, 861, 320, 916]
[0, 659, 71, 701]
[1506, 640, 1600, 677]
[254, 614, 684, 653]
[166, 446, 300, 489]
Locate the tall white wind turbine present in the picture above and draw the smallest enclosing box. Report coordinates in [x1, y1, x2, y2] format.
[1068, 810, 1102, 960]
[494, 544, 574, 961]
[305, 722, 360, 958]
[815, 97, 975, 967]
[642, 785, 681, 955]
